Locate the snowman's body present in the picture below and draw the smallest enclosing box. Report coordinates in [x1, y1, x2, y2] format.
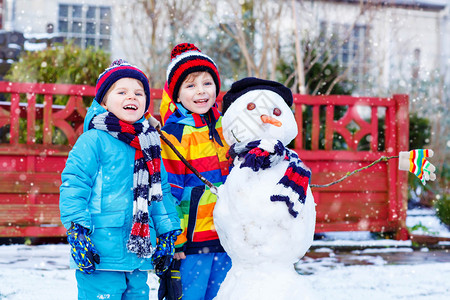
[215, 158, 316, 265]
[213, 84, 316, 300]
[214, 159, 315, 300]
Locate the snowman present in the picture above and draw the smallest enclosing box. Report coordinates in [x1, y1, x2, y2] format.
[213, 77, 316, 300]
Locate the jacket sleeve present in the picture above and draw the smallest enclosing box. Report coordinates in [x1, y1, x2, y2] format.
[59, 132, 99, 231]
[150, 162, 181, 236]
[159, 128, 192, 249]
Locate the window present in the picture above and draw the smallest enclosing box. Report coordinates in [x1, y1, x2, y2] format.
[0, 0, 3, 30]
[320, 21, 371, 93]
[58, 4, 111, 51]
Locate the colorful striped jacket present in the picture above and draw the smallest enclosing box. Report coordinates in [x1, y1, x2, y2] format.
[159, 84, 229, 255]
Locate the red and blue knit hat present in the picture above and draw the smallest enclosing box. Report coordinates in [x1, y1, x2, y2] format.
[166, 43, 220, 100]
[95, 59, 151, 110]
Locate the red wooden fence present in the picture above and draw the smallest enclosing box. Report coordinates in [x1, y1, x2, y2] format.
[294, 94, 409, 240]
[0, 81, 409, 239]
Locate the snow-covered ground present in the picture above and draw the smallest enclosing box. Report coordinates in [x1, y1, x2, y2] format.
[1, 208, 449, 300]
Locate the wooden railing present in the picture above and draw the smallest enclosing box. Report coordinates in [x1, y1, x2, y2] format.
[0, 82, 94, 237]
[0, 81, 409, 239]
[293, 94, 409, 239]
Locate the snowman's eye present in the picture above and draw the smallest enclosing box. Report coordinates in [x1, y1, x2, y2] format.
[273, 108, 281, 116]
[247, 102, 256, 110]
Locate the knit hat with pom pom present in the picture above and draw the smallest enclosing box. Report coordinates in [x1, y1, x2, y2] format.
[166, 43, 220, 100]
[95, 59, 151, 110]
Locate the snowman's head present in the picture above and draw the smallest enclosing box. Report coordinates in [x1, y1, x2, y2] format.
[221, 77, 298, 146]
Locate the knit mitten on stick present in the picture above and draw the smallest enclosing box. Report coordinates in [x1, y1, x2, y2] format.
[399, 149, 436, 185]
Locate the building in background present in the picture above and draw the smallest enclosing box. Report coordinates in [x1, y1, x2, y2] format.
[1, 0, 116, 53]
[297, 0, 448, 98]
[0, 0, 448, 99]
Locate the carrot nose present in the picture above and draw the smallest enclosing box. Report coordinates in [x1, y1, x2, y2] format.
[261, 114, 282, 127]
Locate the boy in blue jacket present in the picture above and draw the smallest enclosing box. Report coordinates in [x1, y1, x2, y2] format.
[59, 59, 180, 300]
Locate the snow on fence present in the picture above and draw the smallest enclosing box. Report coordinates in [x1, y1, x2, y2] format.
[0, 81, 409, 239]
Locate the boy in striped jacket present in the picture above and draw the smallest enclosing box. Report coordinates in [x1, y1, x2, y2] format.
[159, 43, 231, 300]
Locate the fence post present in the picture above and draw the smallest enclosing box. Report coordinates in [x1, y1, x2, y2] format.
[43, 94, 53, 145]
[293, 95, 303, 150]
[9, 93, 20, 145]
[26, 93, 36, 145]
[394, 94, 409, 240]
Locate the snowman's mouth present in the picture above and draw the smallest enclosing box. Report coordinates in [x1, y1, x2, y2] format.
[123, 105, 138, 110]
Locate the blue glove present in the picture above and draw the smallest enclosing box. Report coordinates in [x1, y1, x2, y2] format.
[152, 229, 181, 276]
[67, 223, 100, 274]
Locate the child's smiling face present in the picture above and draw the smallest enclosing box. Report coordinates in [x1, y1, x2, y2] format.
[177, 72, 216, 114]
[101, 78, 147, 124]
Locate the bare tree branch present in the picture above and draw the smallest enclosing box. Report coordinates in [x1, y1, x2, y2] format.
[292, 0, 306, 94]
[325, 65, 351, 95]
[220, 0, 288, 78]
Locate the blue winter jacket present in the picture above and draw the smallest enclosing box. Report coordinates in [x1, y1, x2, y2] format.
[59, 101, 180, 271]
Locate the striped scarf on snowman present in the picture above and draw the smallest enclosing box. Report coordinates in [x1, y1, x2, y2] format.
[227, 139, 311, 218]
[89, 111, 162, 258]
